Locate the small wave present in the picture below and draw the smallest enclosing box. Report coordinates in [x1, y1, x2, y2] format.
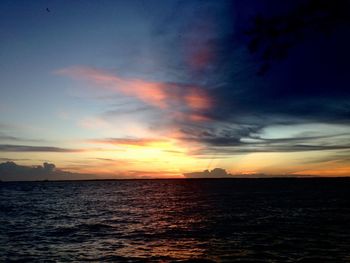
[2, 179, 350, 262]
[51, 222, 115, 237]
[78, 222, 115, 232]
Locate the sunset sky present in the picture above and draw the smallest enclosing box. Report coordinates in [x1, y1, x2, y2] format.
[1, 0, 350, 179]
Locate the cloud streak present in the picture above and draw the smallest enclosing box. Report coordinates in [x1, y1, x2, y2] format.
[0, 144, 81, 153]
[0, 133, 46, 143]
[56, 67, 212, 120]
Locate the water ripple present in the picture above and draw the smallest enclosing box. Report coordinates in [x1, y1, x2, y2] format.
[1, 179, 350, 262]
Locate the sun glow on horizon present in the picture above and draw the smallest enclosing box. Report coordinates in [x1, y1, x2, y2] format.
[1, 1, 349, 180]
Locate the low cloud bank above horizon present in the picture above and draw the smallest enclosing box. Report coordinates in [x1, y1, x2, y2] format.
[183, 168, 232, 179]
[0, 161, 98, 181]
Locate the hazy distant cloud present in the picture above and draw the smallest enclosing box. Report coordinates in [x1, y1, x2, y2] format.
[0, 135, 21, 141]
[0, 144, 81, 152]
[103, 105, 153, 117]
[0, 123, 16, 130]
[0, 161, 98, 181]
[0, 133, 46, 143]
[94, 158, 115, 162]
[184, 168, 232, 178]
[0, 158, 30, 162]
[299, 151, 350, 165]
[126, 169, 180, 178]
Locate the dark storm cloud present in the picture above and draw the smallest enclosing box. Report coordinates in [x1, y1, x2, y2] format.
[191, 144, 350, 158]
[206, 0, 350, 124]
[202, 133, 350, 148]
[147, 0, 350, 152]
[177, 123, 263, 146]
[190, 144, 350, 157]
[0, 144, 81, 152]
[178, 121, 350, 151]
[184, 127, 350, 156]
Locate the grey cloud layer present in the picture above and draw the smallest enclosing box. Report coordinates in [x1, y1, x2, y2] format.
[0, 144, 80, 152]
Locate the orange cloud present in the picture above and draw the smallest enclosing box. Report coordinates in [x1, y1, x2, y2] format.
[185, 89, 212, 110]
[188, 114, 211, 122]
[292, 162, 350, 177]
[183, 18, 217, 71]
[57, 67, 168, 108]
[56, 67, 212, 113]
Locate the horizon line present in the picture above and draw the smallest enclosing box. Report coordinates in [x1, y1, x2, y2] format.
[2, 176, 350, 183]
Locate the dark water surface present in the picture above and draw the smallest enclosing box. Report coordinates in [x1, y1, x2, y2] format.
[1, 178, 350, 262]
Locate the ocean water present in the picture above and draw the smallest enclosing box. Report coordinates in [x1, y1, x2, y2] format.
[1, 178, 350, 262]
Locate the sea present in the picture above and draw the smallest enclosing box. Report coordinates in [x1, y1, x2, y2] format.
[1, 178, 350, 262]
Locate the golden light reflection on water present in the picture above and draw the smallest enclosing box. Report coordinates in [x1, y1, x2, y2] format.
[3, 179, 350, 261]
[115, 240, 207, 260]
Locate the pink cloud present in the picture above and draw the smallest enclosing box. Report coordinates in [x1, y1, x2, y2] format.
[185, 89, 212, 110]
[56, 66, 213, 122]
[182, 18, 217, 71]
[187, 41, 215, 71]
